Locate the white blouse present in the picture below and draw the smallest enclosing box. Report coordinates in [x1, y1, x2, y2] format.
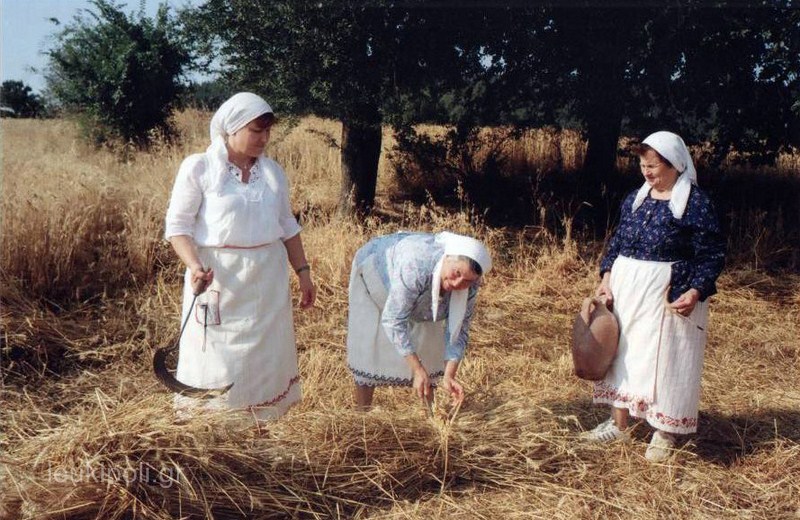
[165, 153, 302, 247]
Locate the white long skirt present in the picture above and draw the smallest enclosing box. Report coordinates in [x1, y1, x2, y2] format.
[593, 255, 709, 434]
[346, 255, 446, 386]
[173, 242, 301, 421]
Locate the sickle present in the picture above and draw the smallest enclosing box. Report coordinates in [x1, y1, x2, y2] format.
[153, 284, 233, 399]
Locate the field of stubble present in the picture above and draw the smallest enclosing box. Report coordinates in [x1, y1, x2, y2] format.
[1, 113, 799, 519]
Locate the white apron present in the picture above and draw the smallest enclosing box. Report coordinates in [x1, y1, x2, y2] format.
[173, 242, 301, 420]
[347, 254, 446, 386]
[593, 255, 708, 434]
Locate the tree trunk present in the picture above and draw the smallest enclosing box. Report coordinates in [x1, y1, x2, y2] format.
[582, 101, 623, 229]
[578, 12, 628, 232]
[339, 117, 382, 217]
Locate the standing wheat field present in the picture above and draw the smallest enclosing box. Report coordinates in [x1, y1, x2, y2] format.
[1, 114, 799, 519]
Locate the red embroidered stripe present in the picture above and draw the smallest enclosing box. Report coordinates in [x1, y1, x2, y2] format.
[249, 375, 301, 408]
[593, 381, 698, 429]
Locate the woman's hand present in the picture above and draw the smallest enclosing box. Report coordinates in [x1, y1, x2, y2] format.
[441, 375, 464, 404]
[595, 272, 613, 307]
[412, 366, 433, 401]
[283, 234, 315, 309]
[441, 359, 464, 405]
[298, 271, 316, 309]
[669, 288, 700, 316]
[169, 236, 212, 295]
[405, 354, 433, 404]
[190, 265, 214, 295]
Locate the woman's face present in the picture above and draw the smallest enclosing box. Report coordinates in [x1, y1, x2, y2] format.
[639, 149, 679, 192]
[227, 117, 272, 159]
[440, 257, 480, 292]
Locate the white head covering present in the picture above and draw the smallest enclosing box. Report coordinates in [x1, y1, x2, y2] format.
[632, 131, 698, 219]
[206, 92, 273, 193]
[431, 232, 492, 344]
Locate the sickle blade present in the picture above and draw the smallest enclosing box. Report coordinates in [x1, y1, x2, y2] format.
[152, 346, 233, 399]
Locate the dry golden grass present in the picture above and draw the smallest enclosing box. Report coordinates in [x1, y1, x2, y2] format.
[1, 115, 799, 519]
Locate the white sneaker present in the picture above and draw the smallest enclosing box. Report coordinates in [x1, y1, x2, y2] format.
[580, 418, 631, 443]
[645, 430, 677, 462]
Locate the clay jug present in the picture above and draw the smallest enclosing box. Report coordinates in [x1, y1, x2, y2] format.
[571, 297, 619, 381]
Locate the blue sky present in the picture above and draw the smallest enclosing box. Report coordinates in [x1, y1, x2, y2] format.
[1, 0, 203, 94]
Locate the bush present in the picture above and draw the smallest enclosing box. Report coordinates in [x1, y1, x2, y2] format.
[46, 0, 189, 146]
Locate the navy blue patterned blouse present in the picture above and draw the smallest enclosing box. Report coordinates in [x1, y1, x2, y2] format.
[599, 186, 726, 302]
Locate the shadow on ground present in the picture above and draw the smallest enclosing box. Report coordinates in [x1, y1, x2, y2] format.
[538, 398, 800, 467]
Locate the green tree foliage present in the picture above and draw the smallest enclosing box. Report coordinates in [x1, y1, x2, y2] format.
[186, 0, 799, 222]
[46, 0, 190, 146]
[0, 80, 46, 118]
[439, 2, 800, 225]
[627, 3, 800, 163]
[181, 79, 233, 110]
[185, 0, 485, 215]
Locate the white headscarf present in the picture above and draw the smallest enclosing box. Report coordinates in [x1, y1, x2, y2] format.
[206, 92, 273, 194]
[431, 232, 492, 344]
[632, 131, 698, 219]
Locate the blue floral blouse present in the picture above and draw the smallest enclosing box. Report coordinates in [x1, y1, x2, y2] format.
[599, 186, 726, 302]
[353, 232, 479, 361]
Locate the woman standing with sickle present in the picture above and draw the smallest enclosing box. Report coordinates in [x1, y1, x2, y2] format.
[164, 92, 316, 421]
